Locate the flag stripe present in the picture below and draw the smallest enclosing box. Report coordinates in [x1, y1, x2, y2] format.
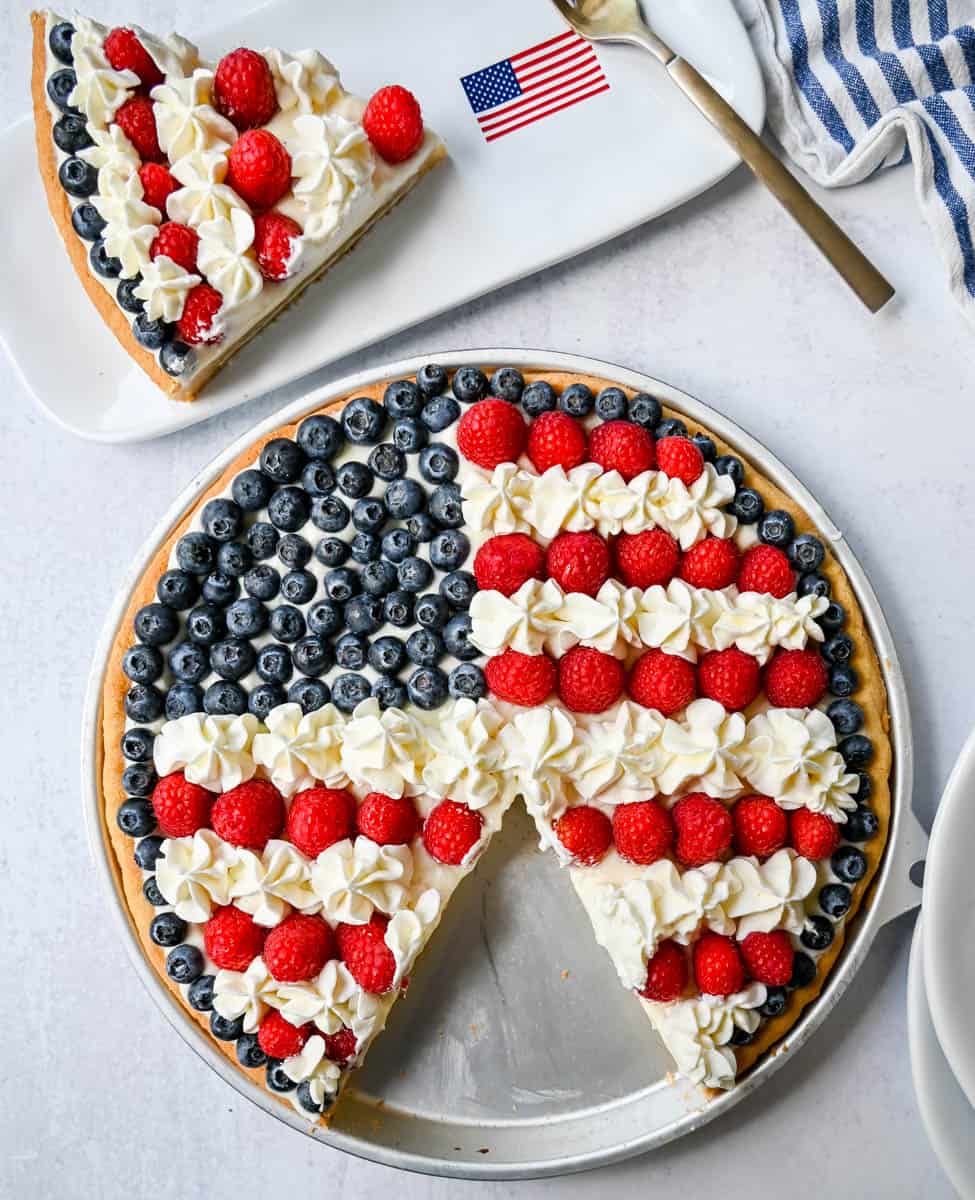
[517, 44, 595, 85]
[476, 63, 603, 128]
[484, 83, 610, 143]
[511, 33, 585, 73]
[507, 29, 577, 63]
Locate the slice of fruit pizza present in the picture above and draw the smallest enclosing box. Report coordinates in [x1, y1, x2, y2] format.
[31, 12, 445, 401]
[101, 365, 889, 1123]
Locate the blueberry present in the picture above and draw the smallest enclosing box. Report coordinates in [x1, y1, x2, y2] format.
[59, 155, 98, 198]
[345, 594, 384, 635]
[125, 684, 164, 723]
[452, 366, 488, 404]
[243, 565, 280, 602]
[297, 1081, 330, 1115]
[691, 433, 717, 463]
[116, 799, 155, 838]
[337, 461, 374, 499]
[292, 636, 333, 677]
[415, 593, 449, 630]
[260, 437, 305, 484]
[332, 673, 371, 713]
[335, 633, 368, 671]
[827, 699, 863, 736]
[167, 944, 204, 985]
[169, 641, 209, 684]
[134, 835, 164, 871]
[160, 341, 194, 377]
[143, 876, 166, 906]
[349, 533, 380, 564]
[298, 461, 335, 499]
[176, 532, 218, 576]
[406, 511, 438, 542]
[156, 570, 199, 611]
[828, 663, 858, 697]
[201, 571, 238, 607]
[49, 21, 75, 63]
[188, 975, 215, 1012]
[369, 443, 407, 481]
[57, 112, 94, 155]
[760, 987, 787, 1018]
[123, 644, 163, 684]
[407, 629, 445, 667]
[268, 486, 310, 533]
[444, 612, 478, 660]
[819, 601, 846, 633]
[361, 559, 398, 596]
[119, 761, 154, 794]
[71, 201, 105, 239]
[150, 911, 186, 948]
[417, 362, 448, 397]
[256, 643, 293, 686]
[845, 805, 879, 841]
[227, 597, 269, 638]
[819, 883, 852, 918]
[839, 734, 873, 770]
[628, 392, 662, 430]
[440, 570, 477, 611]
[419, 443, 459, 485]
[372, 675, 408, 709]
[218, 541, 253, 577]
[369, 636, 407, 673]
[89, 239, 122, 278]
[714, 455, 744, 487]
[266, 1060, 297, 1092]
[324, 568, 360, 603]
[386, 479, 426, 519]
[789, 951, 817, 990]
[384, 379, 422, 418]
[398, 556, 433, 593]
[392, 417, 429, 454]
[823, 633, 854, 665]
[201, 498, 243, 543]
[186, 605, 226, 646]
[797, 572, 830, 599]
[595, 387, 628, 421]
[315, 537, 350, 568]
[342, 396, 386, 444]
[297, 413, 343, 460]
[165, 684, 203, 719]
[658, 418, 689, 439]
[789, 533, 825, 573]
[311, 496, 350, 533]
[730, 1026, 753, 1046]
[281, 570, 316, 605]
[233, 469, 273, 512]
[134, 603, 179, 646]
[731, 487, 763, 524]
[211, 1012, 245, 1042]
[209, 638, 256, 681]
[758, 509, 795, 548]
[521, 380, 558, 418]
[247, 526, 280, 568]
[422, 395, 461, 432]
[48, 67, 79, 112]
[430, 529, 470, 571]
[383, 590, 415, 628]
[203, 681, 248, 716]
[407, 666, 449, 710]
[381, 529, 415, 564]
[121, 727, 154, 762]
[800, 915, 834, 952]
[429, 483, 463, 528]
[490, 367, 524, 402]
[248, 683, 286, 720]
[307, 600, 343, 637]
[558, 383, 594, 417]
[449, 663, 486, 700]
[270, 606, 306, 645]
[288, 678, 331, 713]
[236, 1033, 267, 1070]
[353, 498, 387, 534]
[132, 313, 172, 351]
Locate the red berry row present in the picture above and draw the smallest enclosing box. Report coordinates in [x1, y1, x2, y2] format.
[640, 928, 795, 1002]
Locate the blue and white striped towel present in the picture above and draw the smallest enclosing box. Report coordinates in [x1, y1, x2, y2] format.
[734, 0, 975, 315]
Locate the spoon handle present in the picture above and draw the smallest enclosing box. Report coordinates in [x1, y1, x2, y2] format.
[667, 56, 895, 313]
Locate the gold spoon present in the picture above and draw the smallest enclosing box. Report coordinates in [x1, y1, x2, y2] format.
[551, 0, 895, 313]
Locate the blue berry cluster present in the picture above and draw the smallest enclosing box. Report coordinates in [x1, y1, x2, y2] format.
[45, 21, 195, 379]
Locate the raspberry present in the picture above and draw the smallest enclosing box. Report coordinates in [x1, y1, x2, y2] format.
[286, 787, 355, 857]
[628, 649, 697, 715]
[656, 437, 704, 485]
[253, 211, 303, 281]
[362, 85, 424, 163]
[693, 932, 745, 996]
[226, 129, 292, 210]
[588, 420, 655, 481]
[203, 905, 266, 972]
[323, 1025, 358, 1066]
[764, 649, 828, 708]
[673, 793, 733, 867]
[557, 646, 625, 713]
[638, 940, 688, 1002]
[258, 1010, 311, 1060]
[422, 799, 483, 865]
[545, 531, 610, 597]
[789, 808, 840, 860]
[213, 48, 278, 131]
[615, 529, 680, 589]
[526, 411, 588, 473]
[732, 795, 788, 859]
[738, 544, 794, 598]
[177, 284, 224, 346]
[113, 95, 163, 162]
[211, 778, 285, 850]
[698, 648, 761, 711]
[337, 914, 396, 993]
[740, 930, 794, 987]
[151, 773, 213, 838]
[263, 914, 335, 982]
[457, 399, 527, 470]
[553, 805, 613, 865]
[473, 533, 544, 596]
[150, 222, 199, 273]
[356, 792, 420, 845]
[679, 537, 739, 590]
[484, 649, 556, 706]
[138, 162, 179, 214]
[612, 799, 674, 865]
[104, 27, 165, 87]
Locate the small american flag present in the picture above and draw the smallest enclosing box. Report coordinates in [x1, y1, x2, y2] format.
[460, 30, 609, 144]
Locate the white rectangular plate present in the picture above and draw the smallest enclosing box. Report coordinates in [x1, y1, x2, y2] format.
[1, 0, 763, 441]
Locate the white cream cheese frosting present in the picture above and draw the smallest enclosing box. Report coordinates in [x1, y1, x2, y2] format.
[134, 254, 201, 322]
[153, 711, 258, 792]
[310, 836, 413, 925]
[155, 828, 241, 922]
